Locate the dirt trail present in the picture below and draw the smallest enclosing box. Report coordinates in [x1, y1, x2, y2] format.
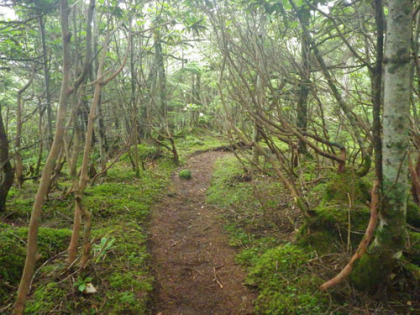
[150, 151, 255, 315]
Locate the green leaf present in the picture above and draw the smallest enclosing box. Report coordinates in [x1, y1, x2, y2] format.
[78, 283, 86, 292]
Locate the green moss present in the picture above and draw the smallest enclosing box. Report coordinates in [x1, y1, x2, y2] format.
[235, 238, 280, 266]
[247, 244, 328, 314]
[350, 251, 395, 292]
[297, 204, 370, 254]
[138, 143, 159, 160]
[206, 156, 256, 208]
[225, 223, 253, 247]
[297, 229, 337, 254]
[407, 199, 420, 228]
[90, 222, 154, 314]
[205, 154, 331, 314]
[176, 132, 228, 156]
[25, 282, 67, 314]
[406, 231, 420, 266]
[178, 169, 192, 179]
[0, 229, 26, 299]
[21, 156, 176, 314]
[315, 171, 371, 206]
[298, 172, 372, 254]
[0, 226, 71, 300]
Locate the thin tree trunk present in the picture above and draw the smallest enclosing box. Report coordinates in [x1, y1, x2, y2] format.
[154, 29, 167, 126]
[15, 71, 34, 188]
[39, 16, 53, 148]
[35, 110, 43, 177]
[69, 28, 130, 268]
[297, 5, 310, 155]
[66, 107, 83, 265]
[130, 35, 140, 177]
[14, 1, 72, 313]
[97, 92, 107, 172]
[372, 0, 384, 184]
[0, 107, 14, 212]
[291, 0, 370, 174]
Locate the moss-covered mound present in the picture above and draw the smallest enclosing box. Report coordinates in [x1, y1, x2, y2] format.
[316, 171, 371, 206]
[246, 244, 328, 314]
[298, 172, 372, 254]
[0, 225, 71, 301]
[178, 169, 192, 179]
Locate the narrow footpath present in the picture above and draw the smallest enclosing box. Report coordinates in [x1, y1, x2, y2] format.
[150, 151, 255, 315]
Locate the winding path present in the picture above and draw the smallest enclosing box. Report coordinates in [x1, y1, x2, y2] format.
[150, 151, 255, 315]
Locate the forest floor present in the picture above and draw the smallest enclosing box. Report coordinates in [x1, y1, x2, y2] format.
[1, 134, 418, 314]
[150, 151, 256, 315]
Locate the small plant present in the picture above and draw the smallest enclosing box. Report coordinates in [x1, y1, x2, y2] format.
[74, 276, 93, 293]
[93, 237, 116, 263]
[179, 169, 192, 179]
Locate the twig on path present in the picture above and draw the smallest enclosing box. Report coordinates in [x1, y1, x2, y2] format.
[213, 267, 223, 288]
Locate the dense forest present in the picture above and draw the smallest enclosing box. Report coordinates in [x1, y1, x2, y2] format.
[0, 0, 419, 313]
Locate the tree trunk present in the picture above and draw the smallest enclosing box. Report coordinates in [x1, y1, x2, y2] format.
[15, 71, 34, 188]
[351, 0, 412, 291]
[14, 1, 72, 313]
[291, 0, 370, 174]
[39, 16, 54, 148]
[68, 27, 130, 268]
[97, 89, 107, 172]
[372, 0, 384, 184]
[0, 107, 14, 212]
[154, 29, 167, 126]
[297, 5, 310, 155]
[130, 34, 140, 177]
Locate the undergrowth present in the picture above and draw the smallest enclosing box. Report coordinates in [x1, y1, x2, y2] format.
[206, 155, 420, 314]
[0, 141, 177, 314]
[206, 156, 329, 314]
[0, 132, 225, 313]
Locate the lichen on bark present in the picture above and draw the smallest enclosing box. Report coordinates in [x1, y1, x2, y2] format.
[351, 0, 412, 291]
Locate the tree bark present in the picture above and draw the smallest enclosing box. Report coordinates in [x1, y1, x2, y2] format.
[291, 0, 370, 174]
[39, 15, 54, 148]
[351, 0, 412, 290]
[0, 107, 14, 212]
[297, 5, 310, 155]
[68, 27, 130, 268]
[14, 1, 72, 313]
[15, 70, 35, 188]
[372, 0, 384, 185]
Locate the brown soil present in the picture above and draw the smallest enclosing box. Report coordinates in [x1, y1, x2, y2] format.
[149, 151, 256, 315]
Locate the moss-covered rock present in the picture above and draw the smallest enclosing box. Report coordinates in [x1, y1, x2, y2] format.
[179, 169, 192, 179]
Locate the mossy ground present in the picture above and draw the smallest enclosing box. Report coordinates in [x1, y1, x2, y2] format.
[0, 131, 229, 313]
[0, 138, 186, 313]
[1, 133, 419, 313]
[206, 156, 329, 314]
[206, 155, 420, 314]
[176, 128, 228, 156]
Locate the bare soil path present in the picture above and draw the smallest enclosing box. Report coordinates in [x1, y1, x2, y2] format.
[150, 151, 255, 315]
